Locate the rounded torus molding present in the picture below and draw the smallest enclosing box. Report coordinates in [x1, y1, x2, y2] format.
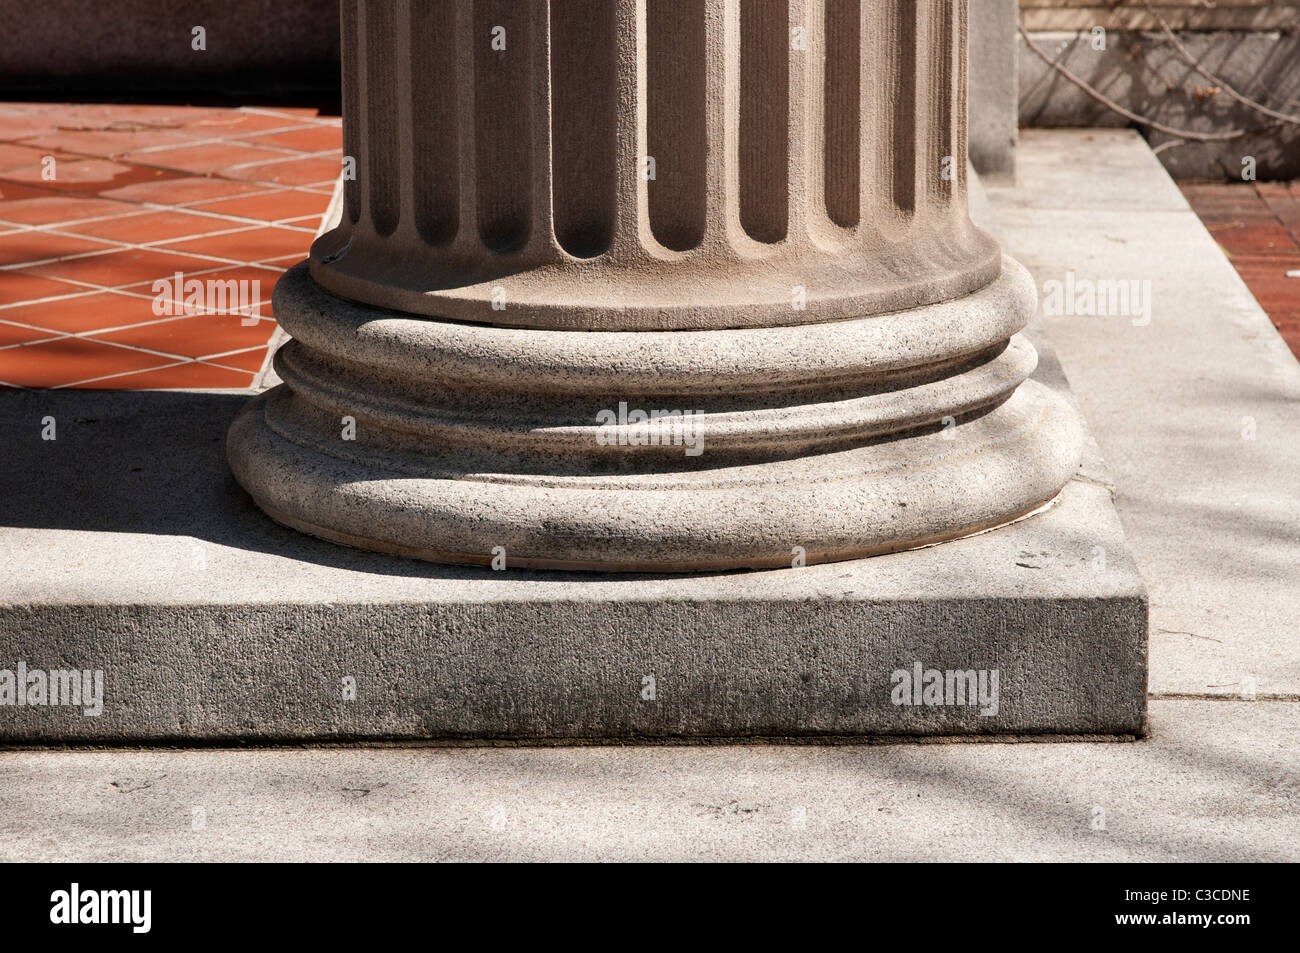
[228, 258, 1084, 571]
[227, 0, 1085, 571]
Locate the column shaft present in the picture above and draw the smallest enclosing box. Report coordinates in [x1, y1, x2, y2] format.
[228, 0, 1084, 572]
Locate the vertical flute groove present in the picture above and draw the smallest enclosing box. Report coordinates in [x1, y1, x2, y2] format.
[364, 0, 400, 237]
[341, 2, 361, 226]
[823, 0, 860, 229]
[703, 0, 742, 249]
[925, 0, 956, 213]
[410, 0, 460, 245]
[893, 0, 918, 217]
[474, 0, 532, 252]
[738, 0, 789, 244]
[551, 0, 618, 257]
[646, 0, 707, 252]
[953, 0, 969, 212]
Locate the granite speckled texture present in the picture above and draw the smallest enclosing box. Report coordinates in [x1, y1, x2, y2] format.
[0, 322, 1146, 741]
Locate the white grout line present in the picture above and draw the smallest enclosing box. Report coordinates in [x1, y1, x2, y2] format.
[0, 218, 317, 274]
[0, 259, 282, 313]
[51, 354, 264, 389]
[218, 148, 342, 172]
[116, 124, 335, 158]
[0, 287, 104, 311]
[0, 169, 343, 222]
[237, 107, 342, 128]
[0, 216, 314, 254]
[0, 304, 273, 343]
[0, 323, 276, 387]
[0, 181, 341, 231]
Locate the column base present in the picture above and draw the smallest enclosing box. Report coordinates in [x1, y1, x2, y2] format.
[228, 378, 1082, 572]
[227, 259, 1084, 572]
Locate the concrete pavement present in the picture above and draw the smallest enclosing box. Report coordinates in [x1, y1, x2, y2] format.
[0, 130, 1295, 861]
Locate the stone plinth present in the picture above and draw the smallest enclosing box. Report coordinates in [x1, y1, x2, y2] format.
[227, 0, 1084, 571]
[0, 366, 1145, 742]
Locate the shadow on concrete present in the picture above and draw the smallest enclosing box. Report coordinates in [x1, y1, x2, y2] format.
[0, 388, 738, 583]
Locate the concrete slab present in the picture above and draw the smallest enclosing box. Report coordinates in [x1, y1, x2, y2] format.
[0, 130, 1292, 864]
[0, 358, 1146, 741]
[0, 701, 1292, 862]
[996, 129, 1189, 212]
[984, 129, 1300, 699]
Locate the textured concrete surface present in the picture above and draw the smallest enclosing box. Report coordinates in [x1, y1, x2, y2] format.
[0, 702, 1292, 862]
[0, 133, 1293, 860]
[0, 117, 1138, 738]
[985, 130, 1300, 700]
[0, 374, 1143, 740]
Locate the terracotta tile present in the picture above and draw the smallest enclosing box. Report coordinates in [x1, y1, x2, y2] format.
[178, 111, 313, 139]
[0, 270, 87, 305]
[62, 209, 239, 244]
[121, 264, 281, 306]
[163, 226, 311, 263]
[0, 229, 115, 266]
[1232, 257, 1300, 318]
[233, 107, 334, 123]
[0, 181, 53, 202]
[0, 143, 72, 174]
[206, 347, 271, 372]
[128, 142, 289, 175]
[0, 158, 162, 194]
[1253, 182, 1291, 199]
[1257, 189, 1300, 247]
[246, 126, 343, 154]
[1189, 207, 1269, 225]
[0, 291, 161, 334]
[0, 114, 66, 139]
[186, 189, 331, 223]
[225, 156, 343, 187]
[102, 176, 264, 205]
[90, 313, 277, 359]
[0, 103, 322, 390]
[26, 247, 219, 288]
[0, 336, 173, 387]
[53, 104, 229, 126]
[74, 360, 254, 390]
[0, 321, 56, 347]
[258, 253, 307, 269]
[0, 195, 139, 226]
[281, 214, 326, 229]
[1188, 191, 1269, 212]
[17, 128, 194, 157]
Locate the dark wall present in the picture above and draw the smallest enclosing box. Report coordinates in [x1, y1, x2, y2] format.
[0, 0, 340, 97]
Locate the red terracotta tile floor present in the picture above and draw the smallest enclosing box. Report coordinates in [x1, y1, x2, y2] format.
[0, 102, 340, 389]
[1180, 180, 1300, 360]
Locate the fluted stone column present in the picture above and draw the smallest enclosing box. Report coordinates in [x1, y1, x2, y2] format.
[228, 0, 1083, 571]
